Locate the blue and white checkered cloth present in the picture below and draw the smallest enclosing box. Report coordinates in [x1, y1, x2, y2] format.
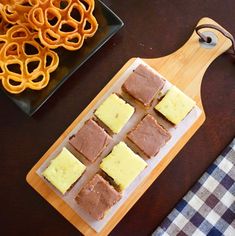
[153, 138, 235, 236]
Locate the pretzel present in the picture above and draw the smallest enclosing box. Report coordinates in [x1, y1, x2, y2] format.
[0, 25, 59, 94]
[28, 0, 98, 50]
[0, 0, 33, 26]
[0, 4, 12, 34]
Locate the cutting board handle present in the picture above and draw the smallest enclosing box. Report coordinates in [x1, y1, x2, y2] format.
[144, 17, 232, 109]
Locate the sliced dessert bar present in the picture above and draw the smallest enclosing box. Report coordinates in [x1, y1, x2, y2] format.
[95, 93, 135, 134]
[128, 114, 171, 157]
[155, 86, 196, 125]
[43, 147, 86, 194]
[122, 64, 165, 106]
[100, 142, 147, 191]
[76, 174, 121, 220]
[69, 119, 111, 162]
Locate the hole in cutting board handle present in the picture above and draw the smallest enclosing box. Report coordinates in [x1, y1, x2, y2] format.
[199, 31, 218, 49]
[195, 23, 235, 54]
[206, 37, 212, 43]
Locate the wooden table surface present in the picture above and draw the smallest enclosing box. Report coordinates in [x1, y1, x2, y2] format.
[1, 1, 235, 235]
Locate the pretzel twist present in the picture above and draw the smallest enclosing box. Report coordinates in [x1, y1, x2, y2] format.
[0, 25, 59, 94]
[0, 0, 33, 26]
[0, 0, 98, 94]
[0, 4, 12, 34]
[28, 0, 98, 50]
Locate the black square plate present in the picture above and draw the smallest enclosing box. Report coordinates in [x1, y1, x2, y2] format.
[0, 0, 124, 115]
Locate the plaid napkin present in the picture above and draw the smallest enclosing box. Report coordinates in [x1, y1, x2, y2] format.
[153, 138, 235, 236]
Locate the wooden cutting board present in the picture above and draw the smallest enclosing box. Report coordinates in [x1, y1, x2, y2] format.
[26, 17, 232, 236]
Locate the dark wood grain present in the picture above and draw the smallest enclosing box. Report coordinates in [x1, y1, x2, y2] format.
[1, 1, 235, 235]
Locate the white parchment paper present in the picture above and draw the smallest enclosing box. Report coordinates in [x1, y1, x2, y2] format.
[36, 58, 202, 232]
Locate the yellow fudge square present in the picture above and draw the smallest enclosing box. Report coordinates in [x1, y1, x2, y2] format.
[43, 147, 86, 194]
[155, 86, 196, 125]
[100, 142, 147, 190]
[95, 93, 135, 134]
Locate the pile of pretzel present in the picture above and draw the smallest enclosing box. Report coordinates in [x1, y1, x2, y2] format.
[0, 0, 98, 94]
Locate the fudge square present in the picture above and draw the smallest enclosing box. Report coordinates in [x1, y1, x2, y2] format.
[69, 119, 111, 163]
[76, 174, 121, 220]
[43, 147, 86, 194]
[94, 93, 135, 134]
[155, 86, 196, 125]
[122, 64, 165, 106]
[128, 114, 171, 158]
[100, 142, 147, 191]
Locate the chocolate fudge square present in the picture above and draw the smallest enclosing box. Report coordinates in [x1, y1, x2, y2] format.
[128, 114, 171, 157]
[69, 119, 111, 163]
[76, 174, 121, 220]
[122, 64, 165, 106]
